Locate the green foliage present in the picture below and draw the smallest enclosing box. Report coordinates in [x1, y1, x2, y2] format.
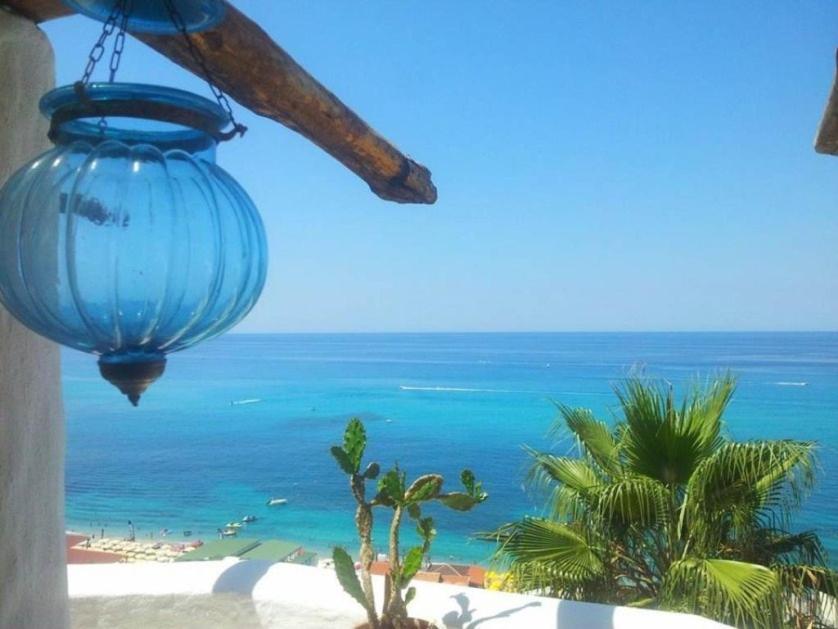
[555, 406, 621, 476]
[439, 492, 481, 511]
[343, 418, 367, 473]
[416, 516, 436, 550]
[378, 467, 406, 504]
[663, 559, 781, 628]
[438, 468, 488, 511]
[363, 462, 380, 479]
[400, 547, 424, 587]
[487, 375, 836, 628]
[405, 474, 443, 503]
[333, 547, 370, 614]
[331, 417, 486, 626]
[461, 468, 487, 501]
[330, 446, 355, 475]
[497, 518, 604, 581]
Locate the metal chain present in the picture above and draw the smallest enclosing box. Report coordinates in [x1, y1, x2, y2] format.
[80, 0, 124, 84]
[108, 0, 133, 83]
[75, 0, 245, 140]
[161, 0, 247, 137]
[77, 0, 132, 133]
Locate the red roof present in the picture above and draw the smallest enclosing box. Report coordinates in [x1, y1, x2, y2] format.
[66, 547, 124, 564]
[369, 560, 484, 587]
[65, 533, 88, 550]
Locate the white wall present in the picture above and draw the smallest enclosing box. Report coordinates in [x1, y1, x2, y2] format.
[69, 559, 732, 629]
[0, 9, 67, 629]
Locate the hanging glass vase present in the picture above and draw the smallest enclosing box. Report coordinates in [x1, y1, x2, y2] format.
[0, 82, 267, 405]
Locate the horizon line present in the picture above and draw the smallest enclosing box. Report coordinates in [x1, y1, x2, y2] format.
[230, 329, 838, 335]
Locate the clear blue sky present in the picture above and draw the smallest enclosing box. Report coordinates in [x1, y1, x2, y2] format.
[43, 1, 838, 332]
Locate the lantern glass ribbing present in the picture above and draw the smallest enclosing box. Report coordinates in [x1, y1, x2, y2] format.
[0, 83, 267, 404]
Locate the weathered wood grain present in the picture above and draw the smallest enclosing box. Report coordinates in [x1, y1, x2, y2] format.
[1, 0, 71, 22]
[815, 50, 838, 155]
[0, 0, 437, 202]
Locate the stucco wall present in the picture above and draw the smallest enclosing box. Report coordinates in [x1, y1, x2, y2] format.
[69, 559, 732, 629]
[0, 9, 66, 629]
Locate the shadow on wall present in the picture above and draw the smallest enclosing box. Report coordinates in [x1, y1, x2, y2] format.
[556, 599, 616, 629]
[442, 593, 542, 628]
[70, 594, 266, 629]
[212, 560, 273, 595]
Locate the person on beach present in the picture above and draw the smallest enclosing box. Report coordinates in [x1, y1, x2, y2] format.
[128, 520, 135, 542]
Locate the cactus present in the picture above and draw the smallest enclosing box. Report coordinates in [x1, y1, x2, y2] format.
[330, 418, 379, 627]
[331, 418, 487, 628]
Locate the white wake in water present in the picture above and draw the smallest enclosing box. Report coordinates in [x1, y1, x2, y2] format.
[774, 382, 808, 387]
[399, 385, 513, 393]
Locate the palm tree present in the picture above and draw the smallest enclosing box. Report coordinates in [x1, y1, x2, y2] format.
[485, 375, 837, 628]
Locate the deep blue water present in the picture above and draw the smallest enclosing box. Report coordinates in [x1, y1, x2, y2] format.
[63, 332, 838, 564]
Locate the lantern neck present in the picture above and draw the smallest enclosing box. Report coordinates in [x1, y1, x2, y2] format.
[41, 83, 228, 157]
[98, 353, 167, 406]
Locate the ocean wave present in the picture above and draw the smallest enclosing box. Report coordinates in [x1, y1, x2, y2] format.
[231, 398, 262, 405]
[399, 385, 512, 393]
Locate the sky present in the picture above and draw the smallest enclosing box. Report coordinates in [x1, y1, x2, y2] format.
[43, 1, 838, 332]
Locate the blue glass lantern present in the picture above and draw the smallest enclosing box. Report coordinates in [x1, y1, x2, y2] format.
[63, 0, 225, 34]
[0, 83, 267, 404]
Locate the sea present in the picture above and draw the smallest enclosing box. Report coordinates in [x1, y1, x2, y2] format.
[63, 332, 838, 565]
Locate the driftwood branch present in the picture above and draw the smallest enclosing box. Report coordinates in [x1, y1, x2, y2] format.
[815, 49, 838, 156]
[0, 0, 437, 203]
[0, 0, 71, 22]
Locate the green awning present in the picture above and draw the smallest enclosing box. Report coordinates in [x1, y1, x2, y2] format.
[288, 550, 318, 566]
[175, 539, 261, 562]
[238, 539, 301, 562]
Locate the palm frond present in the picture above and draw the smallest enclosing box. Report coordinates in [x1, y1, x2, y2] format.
[773, 564, 838, 627]
[588, 476, 671, 528]
[490, 375, 831, 629]
[527, 451, 602, 493]
[745, 529, 827, 566]
[553, 405, 622, 476]
[683, 440, 816, 536]
[492, 518, 606, 584]
[617, 376, 731, 486]
[663, 558, 782, 628]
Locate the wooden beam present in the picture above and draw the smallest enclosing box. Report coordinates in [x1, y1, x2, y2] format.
[0, 0, 437, 203]
[815, 49, 838, 156]
[0, 0, 71, 22]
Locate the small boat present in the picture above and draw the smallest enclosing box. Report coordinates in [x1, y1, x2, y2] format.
[220, 527, 238, 537]
[266, 498, 288, 507]
[225, 522, 243, 529]
[241, 515, 257, 523]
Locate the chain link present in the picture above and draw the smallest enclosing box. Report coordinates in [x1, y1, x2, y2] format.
[108, 0, 132, 82]
[161, 0, 247, 137]
[77, 0, 133, 134]
[76, 0, 245, 140]
[80, 0, 123, 84]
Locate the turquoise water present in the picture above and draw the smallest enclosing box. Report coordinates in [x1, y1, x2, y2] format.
[63, 333, 838, 564]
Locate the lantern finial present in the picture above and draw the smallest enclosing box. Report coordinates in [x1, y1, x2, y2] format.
[98, 358, 167, 406]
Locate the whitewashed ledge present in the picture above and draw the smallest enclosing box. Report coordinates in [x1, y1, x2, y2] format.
[68, 558, 731, 629]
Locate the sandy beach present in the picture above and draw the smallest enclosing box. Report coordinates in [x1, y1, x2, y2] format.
[67, 532, 198, 563]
